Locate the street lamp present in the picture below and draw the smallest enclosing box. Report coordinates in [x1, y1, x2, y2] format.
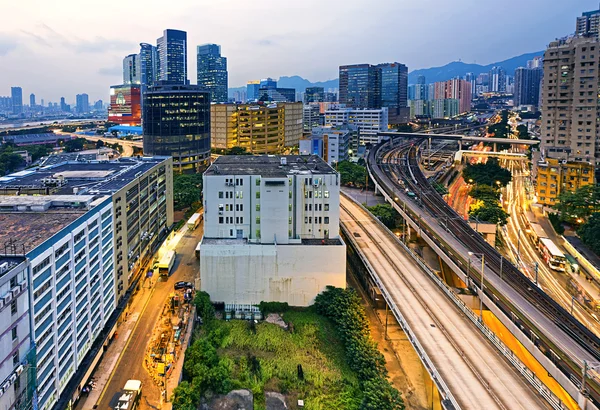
[516, 228, 522, 264]
[468, 251, 485, 322]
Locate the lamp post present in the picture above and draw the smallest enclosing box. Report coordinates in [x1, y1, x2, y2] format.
[516, 228, 522, 265]
[469, 252, 485, 322]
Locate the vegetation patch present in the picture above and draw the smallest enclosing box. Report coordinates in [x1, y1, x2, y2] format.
[173, 290, 404, 410]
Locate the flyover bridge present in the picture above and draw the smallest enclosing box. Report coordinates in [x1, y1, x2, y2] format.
[378, 131, 540, 151]
[340, 194, 549, 410]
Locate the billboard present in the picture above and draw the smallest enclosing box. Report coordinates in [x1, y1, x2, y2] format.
[108, 84, 141, 125]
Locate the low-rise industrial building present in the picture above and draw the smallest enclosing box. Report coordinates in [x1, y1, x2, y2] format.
[299, 126, 352, 165]
[324, 107, 388, 146]
[0, 156, 173, 410]
[200, 155, 346, 307]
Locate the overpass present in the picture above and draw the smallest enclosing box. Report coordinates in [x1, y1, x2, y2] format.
[367, 139, 600, 409]
[378, 132, 540, 150]
[341, 194, 549, 410]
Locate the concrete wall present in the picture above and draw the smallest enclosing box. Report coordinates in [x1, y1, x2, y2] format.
[200, 242, 346, 307]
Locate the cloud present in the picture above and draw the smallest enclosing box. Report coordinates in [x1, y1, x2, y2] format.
[0, 35, 18, 55]
[257, 39, 275, 47]
[98, 66, 123, 76]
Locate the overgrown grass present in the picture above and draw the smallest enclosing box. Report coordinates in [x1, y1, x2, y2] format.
[215, 308, 361, 410]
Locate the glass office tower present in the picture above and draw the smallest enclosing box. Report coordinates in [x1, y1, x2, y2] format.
[338, 64, 381, 109]
[197, 43, 228, 103]
[156, 29, 188, 85]
[143, 84, 210, 172]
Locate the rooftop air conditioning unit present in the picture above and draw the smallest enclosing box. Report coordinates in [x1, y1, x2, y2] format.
[3, 294, 12, 305]
[15, 365, 23, 375]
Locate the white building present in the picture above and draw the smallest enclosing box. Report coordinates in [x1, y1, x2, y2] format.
[299, 126, 352, 165]
[200, 155, 346, 307]
[0, 257, 32, 410]
[0, 156, 173, 410]
[324, 107, 388, 146]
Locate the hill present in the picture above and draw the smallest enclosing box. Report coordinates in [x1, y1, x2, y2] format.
[407, 51, 544, 83]
[228, 75, 338, 98]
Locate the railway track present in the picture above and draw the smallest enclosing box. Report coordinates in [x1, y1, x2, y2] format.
[369, 138, 600, 406]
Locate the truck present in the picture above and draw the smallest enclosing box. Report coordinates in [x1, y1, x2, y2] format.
[187, 213, 202, 231]
[157, 250, 176, 277]
[111, 380, 142, 410]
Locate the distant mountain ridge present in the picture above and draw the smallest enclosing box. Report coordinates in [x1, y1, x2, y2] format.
[228, 50, 544, 97]
[407, 51, 544, 83]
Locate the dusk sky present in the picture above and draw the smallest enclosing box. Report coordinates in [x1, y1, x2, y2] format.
[1, 0, 596, 103]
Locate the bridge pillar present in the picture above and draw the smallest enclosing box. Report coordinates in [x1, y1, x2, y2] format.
[493, 142, 497, 152]
[458, 140, 462, 151]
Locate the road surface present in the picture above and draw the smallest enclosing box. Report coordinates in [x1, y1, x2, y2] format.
[340, 195, 548, 410]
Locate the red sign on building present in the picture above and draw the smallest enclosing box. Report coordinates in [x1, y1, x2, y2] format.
[108, 84, 141, 125]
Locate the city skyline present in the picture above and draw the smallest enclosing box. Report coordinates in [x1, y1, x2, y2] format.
[1, 0, 597, 102]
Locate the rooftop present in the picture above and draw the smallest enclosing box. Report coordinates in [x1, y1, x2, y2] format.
[0, 156, 168, 195]
[0, 211, 86, 254]
[205, 155, 337, 178]
[0, 256, 26, 281]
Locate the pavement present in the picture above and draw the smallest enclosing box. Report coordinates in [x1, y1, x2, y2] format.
[75, 223, 203, 410]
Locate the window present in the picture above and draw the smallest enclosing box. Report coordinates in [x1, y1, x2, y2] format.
[240, 217, 244, 224]
[256, 204, 260, 211]
[219, 217, 224, 224]
[218, 191, 224, 199]
[11, 300, 17, 316]
[289, 216, 292, 224]
[305, 216, 308, 223]
[240, 204, 243, 212]
[12, 327, 17, 341]
[10, 277, 17, 288]
[12, 352, 19, 367]
[236, 217, 239, 224]
[289, 204, 292, 211]
[256, 178, 261, 186]
[324, 217, 330, 224]
[324, 191, 330, 198]
[256, 217, 260, 224]
[255, 230, 261, 239]
[256, 192, 260, 199]
[230, 229, 234, 237]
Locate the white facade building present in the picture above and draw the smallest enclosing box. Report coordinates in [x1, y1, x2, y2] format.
[200, 155, 346, 307]
[299, 126, 352, 165]
[324, 107, 388, 145]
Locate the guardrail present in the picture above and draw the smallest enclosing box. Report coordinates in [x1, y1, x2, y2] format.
[343, 189, 571, 410]
[340, 215, 460, 410]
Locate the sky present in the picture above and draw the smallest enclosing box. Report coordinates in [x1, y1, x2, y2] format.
[1, 0, 596, 103]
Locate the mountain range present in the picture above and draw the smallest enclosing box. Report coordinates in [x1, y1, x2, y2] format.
[228, 50, 544, 97]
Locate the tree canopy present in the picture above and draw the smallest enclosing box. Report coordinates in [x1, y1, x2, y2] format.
[173, 173, 203, 211]
[367, 203, 398, 229]
[553, 184, 600, 223]
[337, 160, 368, 188]
[578, 213, 600, 256]
[462, 158, 512, 188]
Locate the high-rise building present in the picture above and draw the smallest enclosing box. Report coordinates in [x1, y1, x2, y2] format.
[11, 87, 22, 115]
[123, 53, 141, 85]
[29, 93, 36, 107]
[94, 100, 103, 110]
[465, 72, 476, 97]
[576, 9, 600, 37]
[246, 80, 260, 101]
[0, 156, 173, 410]
[417, 75, 426, 85]
[156, 29, 188, 85]
[196, 43, 228, 103]
[210, 102, 303, 153]
[139, 43, 158, 87]
[514, 66, 542, 108]
[143, 84, 210, 171]
[303, 104, 321, 132]
[339, 64, 381, 109]
[60, 97, 67, 112]
[488, 67, 506, 93]
[305, 87, 325, 103]
[76, 93, 89, 114]
[108, 84, 142, 125]
[200, 155, 346, 307]
[540, 36, 600, 165]
[527, 56, 543, 69]
[378, 62, 408, 123]
[260, 77, 277, 89]
[444, 78, 472, 114]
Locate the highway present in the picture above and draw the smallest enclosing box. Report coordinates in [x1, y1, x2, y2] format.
[502, 160, 600, 337]
[369, 138, 600, 406]
[340, 195, 548, 410]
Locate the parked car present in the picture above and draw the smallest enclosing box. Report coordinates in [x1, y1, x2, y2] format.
[174, 281, 193, 290]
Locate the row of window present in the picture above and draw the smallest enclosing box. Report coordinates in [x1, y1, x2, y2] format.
[305, 216, 330, 224]
[219, 216, 244, 224]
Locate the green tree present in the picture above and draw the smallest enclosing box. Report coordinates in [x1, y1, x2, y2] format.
[171, 381, 199, 410]
[63, 138, 86, 152]
[225, 146, 250, 155]
[173, 173, 203, 211]
[194, 291, 215, 324]
[96, 139, 105, 148]
[367, 203, 397, 229]
[337, 161, 368, 188]
[0, 152, 25, 175]
[469, 202, 509, 226]
[554, 185, 600, 223]
[462, 158, 511, 187]
[468, 184, 500, 202]
[516, 124, 530, 140]
[361, 378, 405, 410]
[578, 213, 600, 256]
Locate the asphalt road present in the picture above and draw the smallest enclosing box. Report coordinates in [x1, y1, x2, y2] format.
[96, 224, 203, 410]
